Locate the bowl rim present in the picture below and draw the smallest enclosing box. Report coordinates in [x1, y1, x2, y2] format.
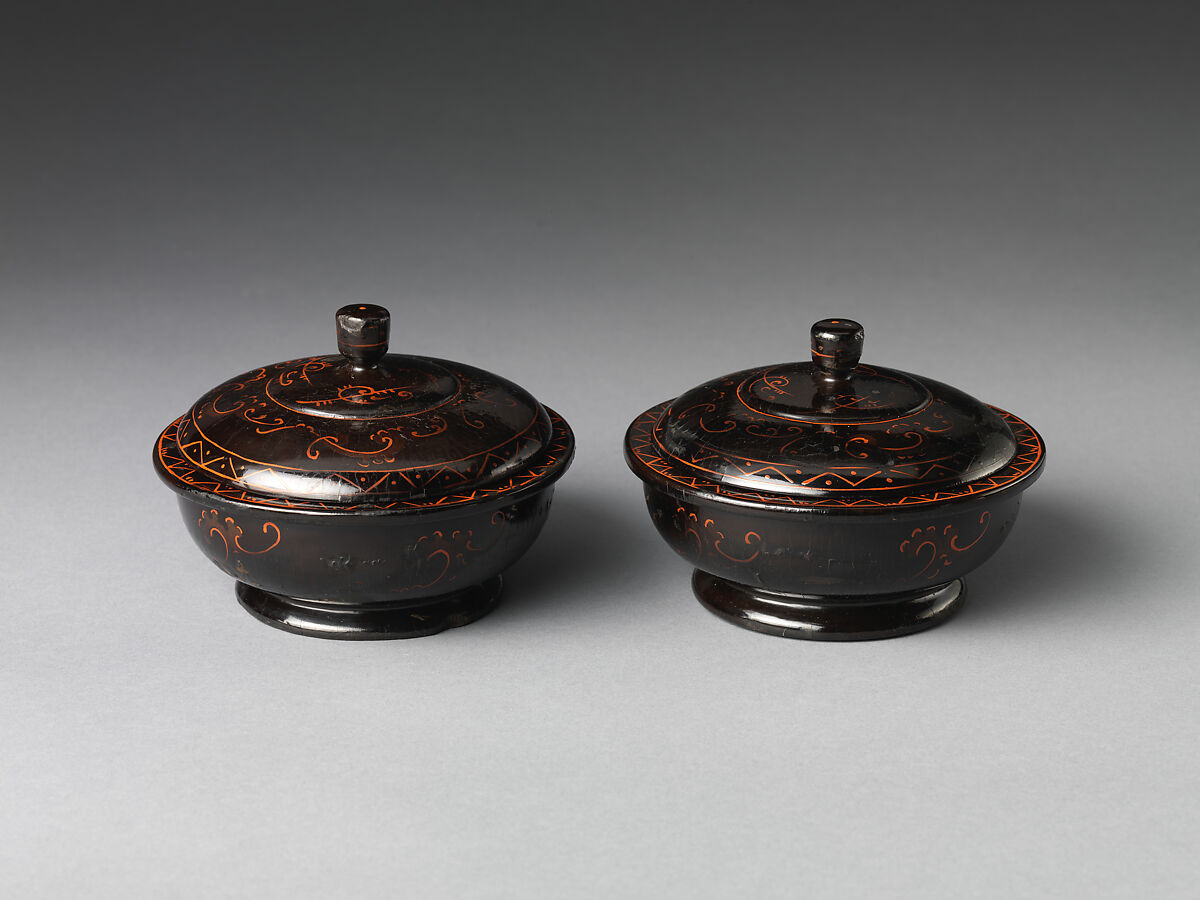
[156, 408, 574, 519]
[625, 399, 1044, 517]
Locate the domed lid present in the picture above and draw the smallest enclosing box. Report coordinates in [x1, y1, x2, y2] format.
[625, 318, 1043, 511]
[155, 304, 573, 512]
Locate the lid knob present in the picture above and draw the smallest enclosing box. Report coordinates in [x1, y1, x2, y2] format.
[336, 304, 390, 367]
[811, 318, 863, 380]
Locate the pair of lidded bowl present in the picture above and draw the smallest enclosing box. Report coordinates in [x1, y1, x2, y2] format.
[154, 306, 1044, 641]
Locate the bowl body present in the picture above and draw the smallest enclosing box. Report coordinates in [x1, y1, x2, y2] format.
[643, 486, 1022, 599]
[178, 490, 555, 604]
[171, 486, 556, 637]
[641, 483, 1028, 640]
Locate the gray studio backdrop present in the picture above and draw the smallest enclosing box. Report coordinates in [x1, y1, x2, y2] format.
[2, 4, 1198, 898]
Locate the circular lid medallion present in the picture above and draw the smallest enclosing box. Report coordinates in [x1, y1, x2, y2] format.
[155, 305, 573, 511]
[626, 318, 1043, 510]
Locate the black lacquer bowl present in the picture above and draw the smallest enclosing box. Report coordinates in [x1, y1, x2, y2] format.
[154, 305, 573, 639]
[625, 318, 1044, 641]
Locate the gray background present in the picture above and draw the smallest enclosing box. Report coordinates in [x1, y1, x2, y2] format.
[2, 3, 1198, 897]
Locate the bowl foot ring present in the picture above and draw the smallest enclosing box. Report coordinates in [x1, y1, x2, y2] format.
[235, 575, 503, 640]
[693, 571, 964, 641]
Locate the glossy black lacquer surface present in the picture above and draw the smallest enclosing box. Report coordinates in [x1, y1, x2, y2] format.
[625, 318, 1044, 641]
[155, 305, 573, 639]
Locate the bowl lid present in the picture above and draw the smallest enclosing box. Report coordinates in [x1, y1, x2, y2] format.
[625, 318, 1043, 510]
[155, 304, 573, 512]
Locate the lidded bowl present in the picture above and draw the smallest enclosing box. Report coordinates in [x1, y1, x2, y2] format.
[624, 318, 1044, 641]
[154, 304, 574, 639]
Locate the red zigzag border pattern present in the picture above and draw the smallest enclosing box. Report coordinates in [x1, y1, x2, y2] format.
[157, 410, 573, 512]
[627, 402, 1043, 509]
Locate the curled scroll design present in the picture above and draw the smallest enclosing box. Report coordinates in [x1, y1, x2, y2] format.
[294, 384, 415, 407]
[759, 374, 790, 396]
[408, 510, 507, 589]
[675, 402, 737, 435]
[210, 394, 245, 416]
[695, 412, 737, 434]
[306, 430, 396, 460]
[678, 507, 762, 563]
[242, 403, 294, 433]
[743, 422, 806, 440]
[899, 511, 991, 580]
[407, 416, 448, 439]
[276, 358, 332, 387]
[844, 431, 925, 458]
[198, 509, 281, 560]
